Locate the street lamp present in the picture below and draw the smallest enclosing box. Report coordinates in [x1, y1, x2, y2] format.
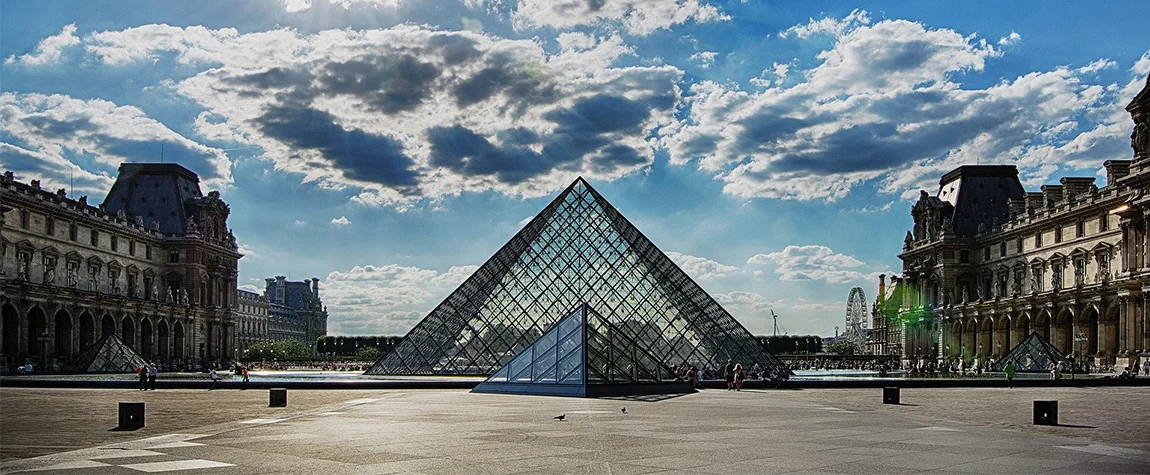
[37, 330, 49, 373]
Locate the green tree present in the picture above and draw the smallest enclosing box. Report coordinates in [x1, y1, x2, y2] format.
[245, 339, 311, 360]
[355, 346, 381, 361]
[825, 341, 862, 356]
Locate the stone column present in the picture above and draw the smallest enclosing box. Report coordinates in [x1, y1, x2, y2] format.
[71, 311, 80, 357]
[44, 309, 56, 365]
[1118, 295, 1130, 354]
[16, 306, 27, 361]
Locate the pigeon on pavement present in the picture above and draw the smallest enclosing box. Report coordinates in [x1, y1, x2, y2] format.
[621, 407, 627, 414]
[553, 414, 566, 421]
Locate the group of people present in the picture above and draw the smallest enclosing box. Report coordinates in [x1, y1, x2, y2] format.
[136, 364, 159, 390]
[671, 361, 788, 390]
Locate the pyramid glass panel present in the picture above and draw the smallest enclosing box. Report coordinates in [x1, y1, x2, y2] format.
[993, 332, 1067, 372]
[473, 303, 694, 397]
[367, 178, 785, 376]
[62, 334, 149, 374]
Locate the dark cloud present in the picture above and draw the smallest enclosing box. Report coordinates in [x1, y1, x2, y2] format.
[452, 53, 557, 115]
[317, 54, 440, 114]
[257, 104, 417, 188]
[427, 124, 552, 183]
[99, 136, 224, 179]
[545, 94, 652, 135]
[226, 67, 312, 90]
[22, 115, 98, 138]
[427, 35, 481, 66]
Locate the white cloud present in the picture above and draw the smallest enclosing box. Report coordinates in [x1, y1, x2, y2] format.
[76, 24, 680, 208]
[294, 220, 308, 226]
[1079, 58, 1117, 74]
[747, 245, 887, 284]
[663, 14, 1138, 202]
[506, 0, 730, 36]
[5, 23, 80, 66]
[331, 216, 352, 226]
[690, 51, 718, 69]
[665, 251, 738, 280]
[238, 284, 262, 293]
[0, 92, 233, 191]
[997, 31, 1021, 46]
[712, 290, 842, 336]
[322, 263, 477, 335]
[778, 9, 870, 39]
[282, 0, 312, 12]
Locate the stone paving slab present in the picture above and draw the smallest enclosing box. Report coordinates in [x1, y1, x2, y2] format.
[2, 386, 1149, 474]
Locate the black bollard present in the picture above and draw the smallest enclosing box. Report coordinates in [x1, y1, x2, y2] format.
[883, 386, 900, 405]
[118, 402, 145, 429]
[269, 388, 288, 407]
[1033, 400, 1058, 425]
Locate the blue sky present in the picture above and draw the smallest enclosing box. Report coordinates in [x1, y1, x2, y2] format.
[3, 0, 1149, 337]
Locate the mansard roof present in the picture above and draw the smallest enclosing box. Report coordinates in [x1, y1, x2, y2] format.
[936, 165, 1026, 236]
[1127, 74, 1150, 114]
[102, 162, 205, 235]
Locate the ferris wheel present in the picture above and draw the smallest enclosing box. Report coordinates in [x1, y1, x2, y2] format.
[845, 287, 868, 348]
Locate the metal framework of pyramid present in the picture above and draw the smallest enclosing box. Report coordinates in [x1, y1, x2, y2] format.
[62, 334, 149, 374]
[992, 332, 1066, 372]
[366, 177, 785, 376]
[472, 303, 696, 397]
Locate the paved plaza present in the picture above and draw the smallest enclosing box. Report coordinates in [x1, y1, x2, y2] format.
[2, 386, 1149, 474]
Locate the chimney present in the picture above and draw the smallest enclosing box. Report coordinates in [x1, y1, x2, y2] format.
[1060, 177, 1096, 201]
[1040, 184, 1064, 207]
[311, 277, 320, 298]
[877, 274, 886, 305]
[1025, 192, 1044, 213]
[1104, 160, 1131, 187]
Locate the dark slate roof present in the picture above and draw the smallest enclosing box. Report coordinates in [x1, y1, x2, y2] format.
[102, 163, 203, 235]
[937, 165, 1025, 236]
[283, 281, 315, 310]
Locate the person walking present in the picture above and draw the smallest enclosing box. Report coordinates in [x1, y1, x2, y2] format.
[242, 366, 250, 383]
[733, 363, 745, 391]
[1004, 361, 1016, 389]
[724, 359, 737, 390]
[138, 365, 148, 390]
[148, 364, 158, 390]
[209, 368, 220, 390]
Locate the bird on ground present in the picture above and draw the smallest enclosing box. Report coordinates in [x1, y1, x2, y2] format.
[621, 407, 627, 414]
[553, 414, 566, 421]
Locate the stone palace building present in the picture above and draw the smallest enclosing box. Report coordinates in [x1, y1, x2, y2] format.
[0, 163, 242, 371]
[876, 76, 1150, 368]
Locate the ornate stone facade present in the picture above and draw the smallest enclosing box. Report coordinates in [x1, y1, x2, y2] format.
[264, 276, 327, 353]
[236, 289, 269, 357]
[881, 76, 1150, 368]
[0, 163, 242, 371]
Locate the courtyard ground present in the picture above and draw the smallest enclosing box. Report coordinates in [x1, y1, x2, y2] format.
[1, 386, 1148, 474]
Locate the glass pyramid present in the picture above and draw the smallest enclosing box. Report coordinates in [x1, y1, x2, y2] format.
[472, 303, 694, 397]
[992, 332, 1066, 373]
[366, 177, 785, 376]
[62, 334, 149, 374]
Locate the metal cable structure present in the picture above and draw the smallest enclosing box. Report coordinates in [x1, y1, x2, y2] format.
[845, 287, 868, 350]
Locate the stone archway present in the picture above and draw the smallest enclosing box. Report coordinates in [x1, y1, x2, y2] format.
[101, 314, 116, 339]
[963, 318, 977, 360]
[1013, 312, 1032, 348]
[140, 318, 153, 361]
[2, 304, 18, 360]
[79, 311, 95, 352]
[979, 317, 994, 358]
[1080, 305, 1100, 358]
[121, 316, 135, 351]
[1035, 309, 1052, 341]
[173, 321, 185, 360]
[996, 315, 1012, 357]
[54, 309, 73, 360]
[28, 307, 47, 366]
[158, 320, 170, 362]
[1053, 308, 1074, 354]
[948, 321, 962, 358]
[1103, 303, 1120, 359]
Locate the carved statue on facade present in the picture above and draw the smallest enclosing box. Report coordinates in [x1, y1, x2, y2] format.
[1132, 121, 1149, 156]
[904, 231, 914, 249]
[167, 288, 175, 303]
[1030, 273, 1038, 294]
[68, 267, 79, 288]
[152, 283, 159, 301]
[1011, 278, 1021, 297]
[961, 286, 969, 304]
[940, 215, 952, 234]
[44, 266, 56, 286]
[186, 217, 198, 233]
[181, 289, 190, 306]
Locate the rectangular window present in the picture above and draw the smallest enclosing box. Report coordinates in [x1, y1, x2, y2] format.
[1036, 231, 1043, 248]
[145, 244, 152, 260]
[46, 216, 55, 236]
[1055, 225, 1063, 243]
[1016, 237, 1024, 254]
[984, 247, 991, 260]
[1100, 213, 1109, 232]
[129, 240, 136, 256]
[20, 210, 29, 229]
[1000, 242, 1006, 257]
[90, 229, 99, 247]
[960, 250, 969, 264]
[70, 223, 78, 241]
[169, 249, 180, 263]
[1076, 220, 1085, 238]
[111, 235, 118, 252]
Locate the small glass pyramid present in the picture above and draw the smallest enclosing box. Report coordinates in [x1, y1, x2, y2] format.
[366, 177, 785, 376]
[62, 334, 149, 374]
[992, 332, 1066, 372]
[472, 303, 694, 397]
